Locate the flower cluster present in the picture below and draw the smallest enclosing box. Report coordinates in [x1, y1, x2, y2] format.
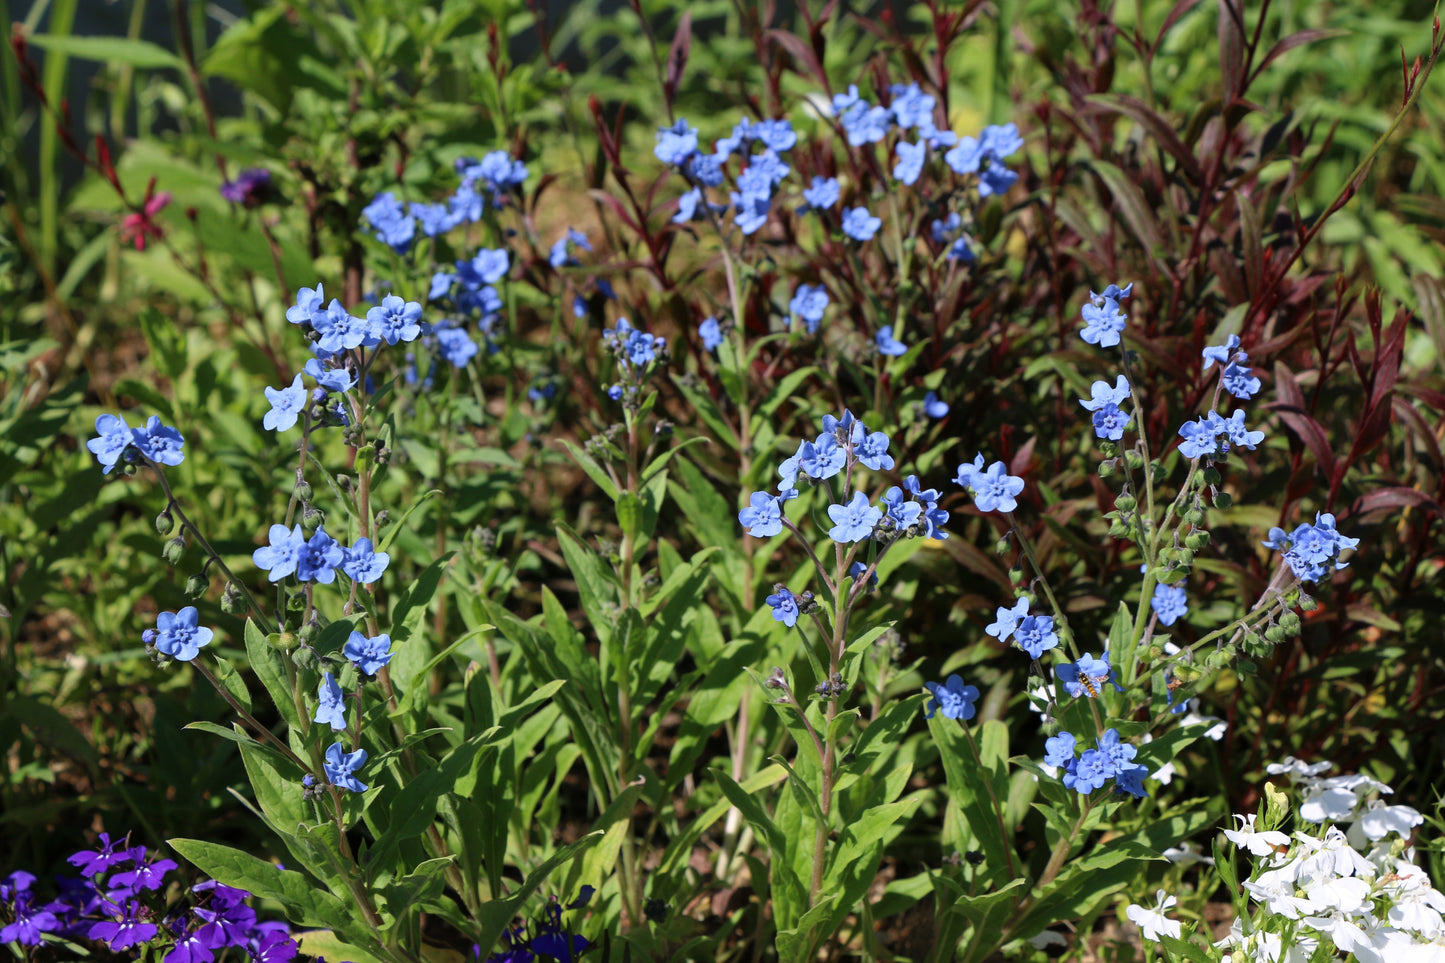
[602, 317, 669, 403]
[252, 526, 390, 585]
[985, 596, 1059, 659]
[86, 413, 186, 475]
[0, 834, 330, 961]
[663, 82, 1022, 243]
[485, 889, 594, 962]
[358, 150, 524, 254]
[1263, 513, 1360, 583]
[1043, 728, 1149, 798]
[1214, 763, 1442, 959]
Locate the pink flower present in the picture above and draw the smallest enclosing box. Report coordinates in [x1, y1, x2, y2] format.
[119, 177, 171, 251]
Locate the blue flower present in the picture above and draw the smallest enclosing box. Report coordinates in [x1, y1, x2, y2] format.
[978, 165, 1018, 197]
[314, 299, 370, 354]
[1013, 615, 1058, 658]
[655, 119, 699, 166]
[848, 561, 878, 590]
[367, 295, 423, 346]
[448, 184, 484, 224]
[889, 82, 936, 129]
[875, 326, 907, 356]
[1221, 359, 1261, 399]
[1151, 582, 1188, 627]
[827, 490, 882, 543]
[953, 452, 986, 490]
[923, 674, 980, 720]
[87, 899, 157, 951]
[753, 118, 797, 152]
[1043, 731, 1076, 768]
[674, 187, 704, 224]
[428, 272, 455, 302]
[968, 461, 1025, 513]
[469, 248, 511, 285]
[410, 202, 457, 237]
[435, 326, 479, 367]
[1091, 403, 1132, 441]
[549, 228, 591, 268]
[1202, 334, 1240, 369]
[802, 176, 840, 211]
[892, 140, 926, 185]
[304, 358, 356, 393]
[686, 153, 724, 187]
[297, 528, 344, 584]
[362, 192, 415, 253]
[314, 672, 347, 731]
[1079, 375, 1130, 411]
[881, 486, 923, 529]
[87, 414, 134, 473]
[152, 607, 214, 662]
[766, 587, 801, 627]
[1270, 512, 1359, 582]
[730, 191, 771, 234]
[1067, 748, 1113, 793]
[1114, 763, 1149, 798]
[344, 630, 394, 676]
[921, 391, 949, 418]
[1177, 413, 1223, 459]
[1091, 282, 1133, 302]
[986, 597, 1030, 643]
[342, 537, 390, 583]
[799, 434, 847, 480]
[738, 491, 784, 538]
[132, 416, 186, 467]
[287, 283, 325, 326]
[1055, 652, 1122, 699]
[323, 742, 368, 793]
[1080, 297, 1127, 348]
[464, 150, 528, 196]
[253, 524, 306, 581]
[263, 374, 307, 432]
[790, 284, 830, 333]
[853, 427, 894, 470]
[699, 316, 724, 351]
[841, 206, 881, 242]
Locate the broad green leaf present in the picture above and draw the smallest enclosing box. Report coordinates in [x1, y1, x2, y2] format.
[27, 33, 185, 70]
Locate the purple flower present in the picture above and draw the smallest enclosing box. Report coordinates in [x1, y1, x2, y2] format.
[67, 832, 134, 878]
[0, 894, 58, 946]
[219, 168, 271, 207]
[88, 900, 158, 951]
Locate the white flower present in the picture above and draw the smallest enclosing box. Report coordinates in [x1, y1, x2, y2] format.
[1353, 801, 1424, 842]
[1265, 756, 1334, 779]
[1224, 813, 1291, 857]
[1243, 876, 1320, 919]
[1295, 826, 1375, 879]
[1125, 890, 1182, 942]
[1301, 871, 1371, 912]
[1162, 841, 1215, 866]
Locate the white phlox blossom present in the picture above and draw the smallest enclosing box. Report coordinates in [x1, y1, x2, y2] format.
[1266, 756, 1335, 780]
[1162, 840, 1215, 866]
[1299, 773, 1391, 823]
[1294, 826, 1376, 880]
[1225, 813, 1291, 857]
[1125, 890, 1182, 942]
[1301, 871, 1371, 913]
[1242, 875, 1320, 920]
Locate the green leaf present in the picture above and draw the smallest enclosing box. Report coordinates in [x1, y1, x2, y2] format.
[236, 739, 306, 830]
[555, 524, 616, 648]
[244, 620, 301, 730]
[168, 838, 357, 933]
[616, 490, 643, 541]
[26, 33, 185, 70]
[558, 439, 619, 500]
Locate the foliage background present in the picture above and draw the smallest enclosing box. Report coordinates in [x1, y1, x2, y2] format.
[2, 0, 1444, 957]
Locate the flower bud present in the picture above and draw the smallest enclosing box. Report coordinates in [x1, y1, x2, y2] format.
[1279, 612, 1301, 632]
[994, 538, 1011, 555]
[162, 536, 186, 565]
[294, 480, 313, 502]
[1264, 624, 1284, 643]
[1236, 658, 1257, 676]
[1201, 466, 1222, 487]
[291, 645, 320, 670]
[1108, 520, 1128, 538]
[1099, 441, 1119, 458]
[1212, 491, 1233, 509]
[1115, 494, 1137, 513]
[1298, 593, 1318, 612]
[1185, 530, 1211, 550]
[221, 582, 246, 614]
[1009, 566, 1026, 586]
[142, 628, 158, 647]
[155, 510, 176, 536]
[1176, 547, 1195, 566]
[1098, 459, 1117, 477]
[302, 506, 324, 532]
[269, 631, 297, 651]
[185, 574, 208, 598]
[287, 592, 307, 612]
[1124, 450, 1144, 470]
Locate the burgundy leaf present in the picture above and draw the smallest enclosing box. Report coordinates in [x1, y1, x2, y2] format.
[662, 11, 693, 116]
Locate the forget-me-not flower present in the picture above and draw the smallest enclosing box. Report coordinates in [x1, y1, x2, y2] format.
[314, 672, 347, 731]
[924, 674, 980, 720]
[1151, 582, 1189, 626]
[1202, 334, 1241, 369]
[366, 295, 423, 346]
[263, 374, 307, 432]
[875, 326, 907, 356]
[738, 492, 784, 538]
[827, 490, 882, 543]
[297, 528, 344, 583]
[1079, 375, 1131, 412]
[790, 284, 829, 333]
[766, 587, 801, 627]
[253, 524, 307, 581]
[967, 461, 1025, 513]
[151, 607, 214, 662]
[344, 631, 393, 676]
[841, 206, 881, 242]
[802, 176, 840, 211]
[323, 742, 369, 792]
[341, 537, 390, 583]
[1080, 298, 1128, 348]
[698, 316, 724, 351]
